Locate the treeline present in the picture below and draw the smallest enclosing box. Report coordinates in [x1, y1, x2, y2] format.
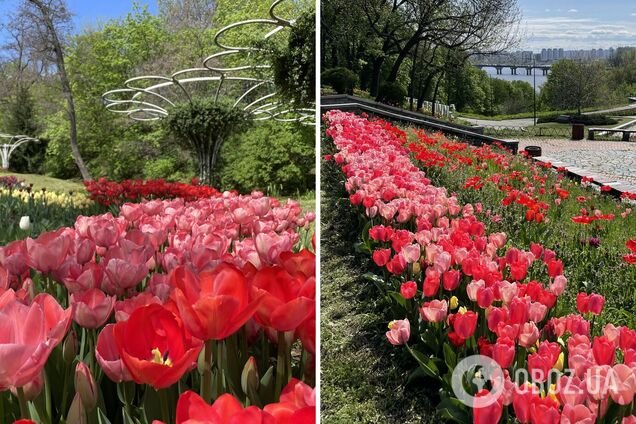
[321, 0, 521, 113]
[0, 0, 314, 194]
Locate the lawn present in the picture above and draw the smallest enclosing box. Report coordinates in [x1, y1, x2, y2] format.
[0, 169, 85, 193]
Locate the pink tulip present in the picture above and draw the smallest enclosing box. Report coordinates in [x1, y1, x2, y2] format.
[386, 319, 410, 346]
[556, 375, 587, 406]
[528, 302, 547, 322]
[95, 324, 132, 383]
[0, 290, 72, 388]
[586, 365, 612, 401]
[0, 240, 30, 276]
[87, 215, 123, 247]
[26, 229, 72, 274]
[419, 300, 448, 323]
[518, 322, 539, 348]
[467, 279, 485, 301]
[609, 364, 636, 405]
[549, 275, 567, 296]
[71, 288, 115, 329]
[560, 404, 595, 424]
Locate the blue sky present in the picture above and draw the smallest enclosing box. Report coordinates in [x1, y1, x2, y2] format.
[0, 1, 158, 34]
[518, 0, 636, 50]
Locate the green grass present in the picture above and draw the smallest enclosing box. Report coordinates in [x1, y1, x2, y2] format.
[459, 104, 630, 121]
[320, 151, 437, 423]
[0, 170, 85, 193]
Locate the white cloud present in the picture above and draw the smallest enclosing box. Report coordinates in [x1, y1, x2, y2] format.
[631, 13, 636, 16]
[568, 9, 578, 13]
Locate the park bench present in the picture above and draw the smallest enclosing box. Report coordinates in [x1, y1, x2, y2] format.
[588, 128, 636, 141]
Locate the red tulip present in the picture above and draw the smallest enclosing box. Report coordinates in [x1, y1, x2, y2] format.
[264, 378, 316, 423]
[473, 389, 503, 424]
[592, 336, 616, 366]
[251, 265, 314, 333]
[442, 269, 461, 291]
[175, 390, 275, 424]
[400, 281, 417, 299]
[113, 304, 202, 389]
[492, 337, 515, 369]
[529, 396, 560, 424]
[512, 385, 539, 423]
[453, 311, 477, 339]
[95, 324, 132, 383]
[0, 290, 72, 388]
[279, 250, 315, 279]
[71, 288, 115, 329]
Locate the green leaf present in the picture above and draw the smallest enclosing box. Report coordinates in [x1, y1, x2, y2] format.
[97, 408, 113, 424]
[443, 343, 457, 370]
[406, 345, 440, 379]
[436, 397, 470, 424]
[388, 291, 408, 310]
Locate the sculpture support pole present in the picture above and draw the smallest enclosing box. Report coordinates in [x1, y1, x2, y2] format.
[1, 145, 10, 170]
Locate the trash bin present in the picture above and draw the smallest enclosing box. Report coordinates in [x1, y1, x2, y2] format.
[572, 124, 585, 140]
[524, 146, 542, 157]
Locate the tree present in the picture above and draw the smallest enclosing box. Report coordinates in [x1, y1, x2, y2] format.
[164, 99, 252, 185]
[541, 59, 608, 115]
[14, 0, 91, 180]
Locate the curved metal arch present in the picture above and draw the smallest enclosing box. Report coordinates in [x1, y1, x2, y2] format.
[102, 0, 315, 126]
[0, 134, 39, 170]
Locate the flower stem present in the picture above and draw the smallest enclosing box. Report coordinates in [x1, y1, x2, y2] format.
[201, 339, 213, 403]
[274, 331, 288, 401]
[16, 386, 30, 420]
[159, 389, 171, 424]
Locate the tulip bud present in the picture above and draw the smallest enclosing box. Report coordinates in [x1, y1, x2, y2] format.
[67, 393, 87, 424]
[19, 216, 31, 231]
[10, 372, 44, 401]
[197, 347, 207, 375]
[63, 330, 79, 364]
[553, 352, 564, 372]
[412, 261, 421, 274]
[241, 356, 260, 395]
[74, 362, 97, 411]
[450, 296, 459, 310]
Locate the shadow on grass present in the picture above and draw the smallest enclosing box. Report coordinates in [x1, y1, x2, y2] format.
[320, 156, 438, 423]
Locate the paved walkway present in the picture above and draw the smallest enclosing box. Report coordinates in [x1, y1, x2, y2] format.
[519, 138, 636, 186]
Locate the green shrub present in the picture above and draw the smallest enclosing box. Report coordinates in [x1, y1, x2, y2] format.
[376, 81, 407, 107]
[218, 121, 314, 195]
[321, 67, 358, 95]
[271, 11, 315, 106]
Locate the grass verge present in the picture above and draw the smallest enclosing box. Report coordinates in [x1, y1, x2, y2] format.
[320, 151, 437, 423]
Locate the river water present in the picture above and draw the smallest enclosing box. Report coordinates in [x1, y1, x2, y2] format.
[482, 66, 547, 91]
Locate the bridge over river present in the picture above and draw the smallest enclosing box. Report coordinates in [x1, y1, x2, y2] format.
[474, 63, 551, 75]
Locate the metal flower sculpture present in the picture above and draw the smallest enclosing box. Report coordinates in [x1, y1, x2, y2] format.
[103, 0, 314, 183]
[0, 134, 39, 170]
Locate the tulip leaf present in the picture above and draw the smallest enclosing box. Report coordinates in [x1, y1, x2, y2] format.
[406, 345, 440, 380]
[97, 408, 113, 424]
[362, 272, 386, 293]
[259, 365, 275, 405]
[354, 241, 372, 255]
[443, 343, 457, 370]
[436, 397, 470, 424]
[388, 291, 408, 310]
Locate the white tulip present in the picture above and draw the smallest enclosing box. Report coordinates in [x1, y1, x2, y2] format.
[19, 216, 31, 231]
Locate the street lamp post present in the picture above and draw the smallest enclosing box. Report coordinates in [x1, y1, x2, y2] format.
[533, 56, 537, 126]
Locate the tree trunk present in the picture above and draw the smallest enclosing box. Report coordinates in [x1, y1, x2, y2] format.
[408, 42, 420, 111]
[370, 57, 384, 97]
[386, 37, 420, 83]
[432, 74, 442, 117]
[29, 0, 91, 181]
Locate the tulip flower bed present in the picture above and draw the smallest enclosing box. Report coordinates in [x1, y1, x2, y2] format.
[0, 191, 316, 424]
[84, 177, 221, 206]
[404, 128, 636, 328]
[324, 110, 636, 424]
